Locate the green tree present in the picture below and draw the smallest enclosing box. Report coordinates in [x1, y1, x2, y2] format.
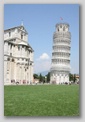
[47, 72, 50, 83]
[73, 74, 76, 83]
[69, 73, 74, 81]
[42, 76, 45, 83]
[39, 73, 43, 83]
[33, 74, 39, 79]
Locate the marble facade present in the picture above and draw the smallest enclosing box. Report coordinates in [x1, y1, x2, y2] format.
[4, 25, 34, 85]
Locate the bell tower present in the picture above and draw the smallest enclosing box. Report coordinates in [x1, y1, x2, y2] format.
[50, 23, 71, 84]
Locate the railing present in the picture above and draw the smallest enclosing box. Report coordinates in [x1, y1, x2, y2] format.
[52, 52, 70, 56]
[53, 32, 71, 39]
[53, 44, 71, 48]
[53, 43, 70, 47]
[51, 66, 71, 71]
[52, 50, 70, 53]
[52, 57, 70, 60]
[51, 63, 70, 67]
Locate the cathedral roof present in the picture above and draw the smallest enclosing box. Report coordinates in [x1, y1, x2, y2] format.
[18, 41, 34, 52]
[18, 41, 28, 46]
[4, 25, 28, 34]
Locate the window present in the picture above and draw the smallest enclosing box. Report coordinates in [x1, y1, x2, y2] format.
[7, 58, 10, 61]
[58, 28, 59, 31]
[10, 53, 12, 56]
[10, 44, 12, 49]
[9, 32, 11, 37]
[12, 59, 14, 62]
[30, 63, 32, 65]
[18, 46, 20, 50]
[21, 34, 23, 39]
[22, 45, 24, 48]
[25, 47, 27, 51]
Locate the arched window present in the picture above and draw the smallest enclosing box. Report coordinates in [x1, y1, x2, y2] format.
[10, 44, 12, 49]
[7, 58, 10, 61]
[21, 34, 23, 39]
[18, 46, 20, 50]
[9, 32, 11, 37]
[12, 59, 14, 62]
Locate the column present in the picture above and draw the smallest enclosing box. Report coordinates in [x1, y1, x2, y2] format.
[31, 63, 33, 83]
[61, 75, 63, 84]
[21, 64, 23, 84]
[11, 60, 14, 80]
[4, 60, 7, 84]
[57, 75, 59, 84]
[4, 42, 8, 55]
[28, 62, 31, 84]
[14, 61, 17, 83]
[16, 63, 19, 82]
[8, 60, 11, 84]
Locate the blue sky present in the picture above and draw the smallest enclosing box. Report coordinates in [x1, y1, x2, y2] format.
[4, 4, 79, 74]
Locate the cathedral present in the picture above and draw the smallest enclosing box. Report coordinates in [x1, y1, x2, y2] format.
[4, 24, 34, 85]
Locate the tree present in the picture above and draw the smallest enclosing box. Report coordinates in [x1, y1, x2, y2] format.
[47, 72, 50, 83]
[33, 74, 39, 79]
[42, 76, 45, 83]
[73, 74, 76, 83]
[69, 73, 74, 81]
[39, 73, 43, 83]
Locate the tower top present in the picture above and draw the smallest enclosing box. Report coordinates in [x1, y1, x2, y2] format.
[55, 23, 69, 32]
[56, 23, 69, 27]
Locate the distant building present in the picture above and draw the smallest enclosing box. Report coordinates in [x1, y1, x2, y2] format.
[75, 74, 79, 83]
[75, 74, 79, 79]
[4, 25, 34, 85]
[50, 23, 71, 84]
[33, 78, 39, 84]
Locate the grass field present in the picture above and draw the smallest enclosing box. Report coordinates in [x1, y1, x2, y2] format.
[4, 85, 79, 116]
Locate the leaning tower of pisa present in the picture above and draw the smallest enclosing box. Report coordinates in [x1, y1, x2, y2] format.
[50, 23, 71, 84]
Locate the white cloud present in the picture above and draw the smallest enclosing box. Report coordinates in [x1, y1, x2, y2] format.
[37, 53, 50, 61]
[34, 53, 51, 73]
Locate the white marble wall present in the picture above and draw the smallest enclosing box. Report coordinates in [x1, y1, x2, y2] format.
[4, 27, 28, 42]
[51, 23, 71, 84]
[50, 73, 69, 84]
[4, 26, 34, 85]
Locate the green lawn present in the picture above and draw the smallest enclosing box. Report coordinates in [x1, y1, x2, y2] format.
[4, 85, 79, 116]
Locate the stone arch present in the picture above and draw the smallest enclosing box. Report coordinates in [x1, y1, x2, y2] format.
[12, 58, 15, 62]
[7, 58, 10, 61]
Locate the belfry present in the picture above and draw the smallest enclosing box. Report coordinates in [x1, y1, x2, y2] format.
[50, 23, 71, 84]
